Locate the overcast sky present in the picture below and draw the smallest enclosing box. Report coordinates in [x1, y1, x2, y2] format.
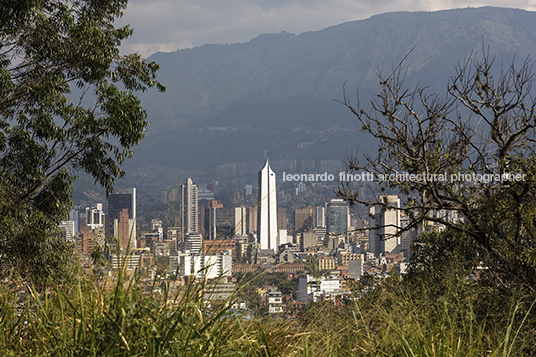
[116, 0, 536, 57]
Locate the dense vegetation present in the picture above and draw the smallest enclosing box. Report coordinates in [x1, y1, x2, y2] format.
[0, 0, 163, 286]
[236, 271, 299, 309]
[1, 256, 535, 356]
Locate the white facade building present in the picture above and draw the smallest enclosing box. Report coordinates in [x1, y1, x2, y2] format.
[234, 206, 248, 236]
[86, 203, 105, 230]
[204, 250, 233, 279]
[298, 275, 342, 303]
[262, 286, 284, 314]
[181, 178, 198, 237]
[257, 157, 278, 250]
[59, 221, 76, 242]
[182, 233, 203, 255]
[369, 195, 401, 255]
[315, 206, 326, 228]
[169, 250, 232, 280]
[278, 229, 289, 246]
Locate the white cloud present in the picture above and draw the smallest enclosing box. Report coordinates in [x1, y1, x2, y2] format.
[116, 0, 535, 57]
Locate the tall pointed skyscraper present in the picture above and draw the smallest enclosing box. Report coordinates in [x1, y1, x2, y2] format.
[257, 156, 278, 250]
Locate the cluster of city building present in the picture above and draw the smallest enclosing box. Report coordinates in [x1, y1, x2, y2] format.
[60, 157, 458, 312]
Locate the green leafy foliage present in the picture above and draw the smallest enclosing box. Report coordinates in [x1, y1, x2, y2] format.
[407, 229, 478, 283]
[0, 0, 164, 285]
[236, 271, 298, 309]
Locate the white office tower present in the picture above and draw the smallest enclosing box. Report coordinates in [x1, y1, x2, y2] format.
[257, 157, 278, 250]
[315, 206, 326, 228]
[181, 178, 199, 237]
[86, 203, 105, 230]
[326, 199, 349, 239]
[369, 195, 401, 255]
[234, 206, 248, 236]
[59, 221, 76, 242]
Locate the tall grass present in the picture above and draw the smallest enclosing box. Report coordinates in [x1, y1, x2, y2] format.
[292, 274, 536, 356]
[0, 268, 534, 356]
[0, 268, 248, 356]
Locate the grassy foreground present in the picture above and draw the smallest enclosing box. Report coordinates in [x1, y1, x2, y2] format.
[1, 269, 535, 356]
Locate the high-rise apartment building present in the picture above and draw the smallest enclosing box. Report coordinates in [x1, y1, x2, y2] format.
[295, 206, 314, 232]
[181, 178, 198, 238]
[277, 207, 287, 230]
[234, 206, 248, 236]
[326, 199, 349, 238]
[115, 208, 131, 250]
[201, 203, 249, 239]
[369, 195, 401, 255]
[315, 206, 326, 228]
[201, 200, 223, 240]
[68, 208, 80, 236]
[247, 207, 257, 234]
[108, 188, 136, 244]
[59, 221, 75, 242]
[277, 207, 288, 245]
[85, 203, 105, 230]
[257, 157, 278, 250]
[182, 233, 203, 255]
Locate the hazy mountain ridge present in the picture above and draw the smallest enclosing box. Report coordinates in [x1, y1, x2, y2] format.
[127, 6, 536, 176]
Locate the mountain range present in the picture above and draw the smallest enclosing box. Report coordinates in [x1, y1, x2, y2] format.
[121, 6, 536, 187]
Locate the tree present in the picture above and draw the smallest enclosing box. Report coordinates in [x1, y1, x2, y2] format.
[406, 229, 477, 284]
[0, 0, 164, 284]
[338, 47, 536, 291]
